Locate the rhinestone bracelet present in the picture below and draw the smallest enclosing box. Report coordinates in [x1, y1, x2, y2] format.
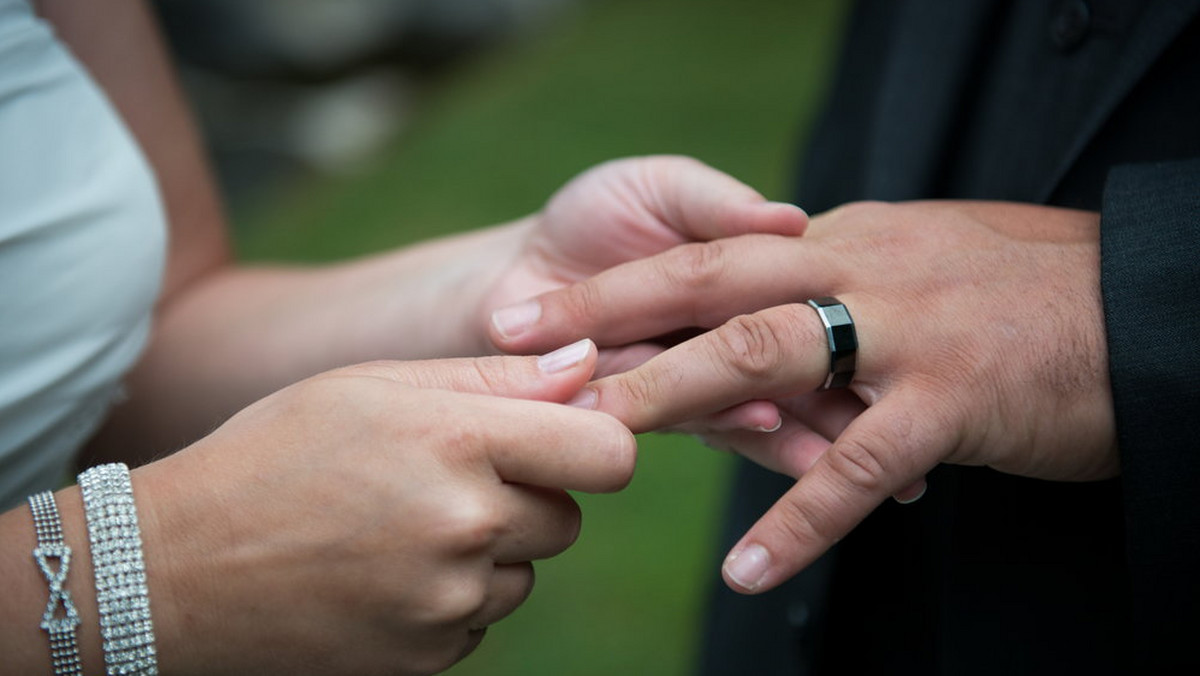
[79, 463, 159, 675]
[28, 490, 84, 676]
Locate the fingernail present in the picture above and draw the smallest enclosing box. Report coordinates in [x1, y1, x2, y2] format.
[754, 417, 783, 433]
[491, 300, 541, 340]
[895, 484, 928, 505]
[724, 543, 770, 591]
[537, 339, 592, 374]
[766, 201, 808, 218]
[565, 387, 597, 410]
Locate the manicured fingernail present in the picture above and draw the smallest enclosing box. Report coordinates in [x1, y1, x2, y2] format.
[537, 339, 592, 374]
[766, 201, 808, 218]
[724, 543, 770, 591]
[754, 417, 783, 433]
[565, 387, 597, 410]
[895, 484, 928, 505]
[491, 300, 541, 340]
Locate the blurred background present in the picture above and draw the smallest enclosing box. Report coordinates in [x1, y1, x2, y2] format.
[155, 0, 848, 673]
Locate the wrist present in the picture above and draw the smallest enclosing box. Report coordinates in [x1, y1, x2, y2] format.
[0, 487, 105, 675]
[77, 464, 159, 675]
[419, 217, 536, 358]
[53, 488, 105, 676]
[130, 456, 215, 676]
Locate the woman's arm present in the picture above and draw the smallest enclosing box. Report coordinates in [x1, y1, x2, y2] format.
[36, 0, 521, 461]
[42, 1, 808, 462]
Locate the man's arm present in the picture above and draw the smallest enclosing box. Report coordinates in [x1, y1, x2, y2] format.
[1100, 158, 1200, 663]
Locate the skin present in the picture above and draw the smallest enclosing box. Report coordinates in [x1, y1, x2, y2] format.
[81, 155, 806, 463]
[4, 2, 808, 673]
[34, 0, 803, 462]
[137, 347, 641, 676]
[490, 199, 1117, 594]
[0, 344, 637, 675]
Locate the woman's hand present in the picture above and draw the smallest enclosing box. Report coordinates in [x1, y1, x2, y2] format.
[134, 340, 635, 676]
[492, 200, 1116, 594]
[89, 156, 803, 462]
[483, 155, 808, 373]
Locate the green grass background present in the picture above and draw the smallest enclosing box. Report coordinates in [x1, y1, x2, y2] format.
[232, 0, 847, 673]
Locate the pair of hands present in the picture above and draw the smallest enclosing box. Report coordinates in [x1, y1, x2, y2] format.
[128, 157, 807, 676]
[488, 192, 1117, 594]
[133, 157, 1115, 675]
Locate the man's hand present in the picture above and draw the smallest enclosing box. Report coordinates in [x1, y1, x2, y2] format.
[494, 200, 1117, 594]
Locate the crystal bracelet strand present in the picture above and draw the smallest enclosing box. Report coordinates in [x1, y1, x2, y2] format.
[28, 490, 84, 676]
[79, 463, 159, 675]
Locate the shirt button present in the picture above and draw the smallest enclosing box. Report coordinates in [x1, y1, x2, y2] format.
[1050, 0, 1091, 52]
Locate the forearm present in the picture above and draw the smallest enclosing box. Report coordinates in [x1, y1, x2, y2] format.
[86, 218, 531, 462]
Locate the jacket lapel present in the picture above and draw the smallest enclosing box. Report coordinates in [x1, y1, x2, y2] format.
[1038, 0, 1200, 202]
[862, 0, 1200, 203]
[863, 1, 1002, 200]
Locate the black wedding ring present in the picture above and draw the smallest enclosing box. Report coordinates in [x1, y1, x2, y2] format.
[805, 297, 857, 390]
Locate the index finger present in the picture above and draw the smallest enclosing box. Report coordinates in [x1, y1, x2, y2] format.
[491, 233, 832, 354]
[342, 340, 598, 403]
[455, 392, 638, 494]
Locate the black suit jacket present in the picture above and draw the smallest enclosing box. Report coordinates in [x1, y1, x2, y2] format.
[700, 1, 1200, 673]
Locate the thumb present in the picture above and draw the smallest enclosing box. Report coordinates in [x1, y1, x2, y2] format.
[344, 338, 598, 403]
[639, 155, 809, 241]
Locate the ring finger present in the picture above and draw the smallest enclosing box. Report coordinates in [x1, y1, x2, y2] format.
[584, 295, 884, 434]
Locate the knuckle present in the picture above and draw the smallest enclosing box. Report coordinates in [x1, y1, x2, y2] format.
[578, 418, 638, 492]
[766, 495, 832, 550]
[611, 371, 667, 425]
[436, 420, 487, 462]
[821, 201, 922, 256]
[826, 434, 892, 495]
[601, 428, 638, 491]
[288, 374, 392, 425]
[827, 199, 894, 225]
[640, 154, 705, 186]
[503, 560, 537, 605]
[660, 240, 729, 296]
[437, 493, 503, 554]
[425, 575, 489, 625]
[561, 278, 607, 328]
[713, 313, 790, 383]
[466, 355, 516, 395]
[554, 496, 584, 549]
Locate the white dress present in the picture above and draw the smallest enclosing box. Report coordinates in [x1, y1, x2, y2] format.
[0, 0, 166, 509]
